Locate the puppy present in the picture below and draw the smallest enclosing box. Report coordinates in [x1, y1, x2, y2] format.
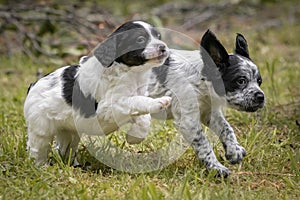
[149, 30, 265, 176]
[24, 21, 171, 164]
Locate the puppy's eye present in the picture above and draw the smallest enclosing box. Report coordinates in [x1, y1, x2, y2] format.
[236, 78, 247, 86]
[136, 36, 146, 44]
[257, 78, 262, 86]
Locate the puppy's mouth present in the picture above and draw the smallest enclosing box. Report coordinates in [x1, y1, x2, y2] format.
[143, 49, 169, 61]
[237, 102, 265, 112]
[244, 104, 263, 112]
[228, 101, 265, 112]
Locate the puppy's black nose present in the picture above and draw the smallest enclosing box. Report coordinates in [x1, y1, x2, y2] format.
[255, 92, 265, 103]
[158, 44, 166, 53]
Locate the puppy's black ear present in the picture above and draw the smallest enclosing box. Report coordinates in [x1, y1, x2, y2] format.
[93, 36, 116, 68]
[235, 33, 250, 59]
[200, 30, 228, 96]
[200, 29, 229, 73]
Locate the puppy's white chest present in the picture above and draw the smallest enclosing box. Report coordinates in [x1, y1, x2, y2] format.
[75, 69, 151, 136]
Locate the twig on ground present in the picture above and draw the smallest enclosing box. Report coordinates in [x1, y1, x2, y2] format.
[236, 171, 296, 177]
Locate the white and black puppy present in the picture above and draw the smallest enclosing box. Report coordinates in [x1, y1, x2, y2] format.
[149, 30, 265, 177]
[24, 21, 171, 164]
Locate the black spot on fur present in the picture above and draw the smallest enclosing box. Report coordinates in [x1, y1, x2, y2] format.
[62, 65, 98, 118]
[72, 80, 98, 118]
[62, 65, 79, 105]
[152, 62, 169, 84]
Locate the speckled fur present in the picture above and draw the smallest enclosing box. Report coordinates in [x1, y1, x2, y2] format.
[149, 30, 265, 177]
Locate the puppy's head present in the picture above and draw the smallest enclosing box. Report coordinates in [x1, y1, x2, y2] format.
[201, 30, 265, 112]
[94, 21, 169, 68]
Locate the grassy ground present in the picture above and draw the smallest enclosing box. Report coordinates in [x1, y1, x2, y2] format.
[1, 2, 300, 200]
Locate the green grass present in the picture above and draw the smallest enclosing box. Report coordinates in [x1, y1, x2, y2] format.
[1, 15, 300, 200]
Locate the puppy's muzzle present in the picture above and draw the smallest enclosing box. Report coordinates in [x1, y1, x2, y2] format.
[143, 44, 169, 60]
[246, 91, 265, 112]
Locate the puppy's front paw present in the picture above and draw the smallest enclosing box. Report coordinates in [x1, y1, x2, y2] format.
[206, 161, 231, 178]
[149, 96, 172, 113]
[224, 142, 247, 165]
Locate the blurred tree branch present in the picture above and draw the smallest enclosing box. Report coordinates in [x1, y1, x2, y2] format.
[0, 2, 117, 63]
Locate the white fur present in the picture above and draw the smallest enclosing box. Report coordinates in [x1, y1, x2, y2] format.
[24, 22, 171, 164]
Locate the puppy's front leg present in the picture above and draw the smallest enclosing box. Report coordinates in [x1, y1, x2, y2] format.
[126, 114, 151, 144]
[209, 110, 246, 164]
[120, 96, 170, 144]
[127, 96, 172, 115]
[171, 102, 230, 177]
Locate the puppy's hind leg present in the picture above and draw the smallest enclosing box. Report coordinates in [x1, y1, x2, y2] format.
[126, 114, 151, 144]
[55, 131, 80, 165]
[27, 129, 53, 165]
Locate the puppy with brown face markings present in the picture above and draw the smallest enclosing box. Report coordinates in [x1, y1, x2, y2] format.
[24, 21, 171, 165]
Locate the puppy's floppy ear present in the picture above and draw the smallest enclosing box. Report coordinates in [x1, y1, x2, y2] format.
[93, 36, 116, 68]
[200, 29, 228, 96]
[200, 29, 229, 73]
[235, 33, 250, 59]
